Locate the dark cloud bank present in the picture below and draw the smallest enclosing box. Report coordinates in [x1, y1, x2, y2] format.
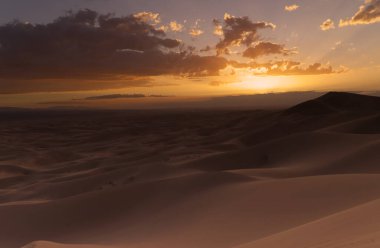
[0, 9, 341, 93]
[84, 94, 172, 100]
[0, 9, 225, 80]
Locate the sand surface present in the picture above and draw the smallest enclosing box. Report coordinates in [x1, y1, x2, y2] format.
[1, 92, 380, 248]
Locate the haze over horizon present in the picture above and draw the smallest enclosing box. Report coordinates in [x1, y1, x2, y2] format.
[0, 0, 379, 108]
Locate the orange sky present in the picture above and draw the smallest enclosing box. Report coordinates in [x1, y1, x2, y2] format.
[0, 0, 379, 108]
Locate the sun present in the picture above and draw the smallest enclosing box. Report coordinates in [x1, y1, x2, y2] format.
[239, 77, 279, 91]
[229, 70, 298, 93]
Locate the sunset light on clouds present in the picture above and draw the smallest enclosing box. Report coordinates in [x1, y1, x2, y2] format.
[0, 0, 379, 107]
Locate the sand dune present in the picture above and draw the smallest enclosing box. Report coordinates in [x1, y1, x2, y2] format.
[187, 131, 380, 176]
[0, 92, 380, 248]
[286, 91, 380, 115]
[3, 173, 380, 248]
[235, 199, 380, 248]
[0, 164, 34, 179]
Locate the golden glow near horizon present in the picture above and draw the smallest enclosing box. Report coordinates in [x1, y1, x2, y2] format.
[0, 0, 379, 107]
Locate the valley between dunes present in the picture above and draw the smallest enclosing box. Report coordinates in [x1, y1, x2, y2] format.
[1, 92, 380, 248]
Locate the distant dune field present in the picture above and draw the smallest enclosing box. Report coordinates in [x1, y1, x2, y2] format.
[1, 92, 380, 248]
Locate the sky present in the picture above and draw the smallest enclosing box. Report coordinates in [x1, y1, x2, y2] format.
[0, 0, 379, 108]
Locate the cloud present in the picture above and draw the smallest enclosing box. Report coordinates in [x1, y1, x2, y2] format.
[212, 19, 224, 36]
[200, 46, 213, 53]
[243, 42, 295, 59]
[339, 0, 380, 26]
[0, 78, 154, 94]
[85, 94, 146, 100]
[149, 94, 173, 98]
[0, 10, 345, 93]
[83, 93, 173, 100]
[214, 13, 276, 54]
[133, 11, 161, 25]
[331, 41, 342, 50]
[231, 60, 344, 76]
[285, 4, 300, 12]
[38, 100, 86, 105]
[262, 62, 336, 75]
[330, 41, 356, 52]
[169, 21, 184, 32]
[0, 9, 229, 83]
[320, 19, 335, 30]
[189, 28, 204, 36]
[189, 19, 204, 37]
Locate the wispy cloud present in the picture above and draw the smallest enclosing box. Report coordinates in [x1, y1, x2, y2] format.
[212, 19, 224, 36]
[189, 19, 204, 37]
[285, 4, 300, 12]
[231, 60, 346, 76]
[340, 0, 380, 26]
[320, 19, 335, 31]
[85, 94, 146, 100]
[169, 21, 184, 32]
[84, 94, 172, 100]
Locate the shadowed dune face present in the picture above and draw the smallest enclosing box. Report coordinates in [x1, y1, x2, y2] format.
[1, 92, 380, 248]
[286, 91, 380, 115]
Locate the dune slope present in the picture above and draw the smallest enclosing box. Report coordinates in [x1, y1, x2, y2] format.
[0, 92, 379, 248]
[236, 199, 380, 248]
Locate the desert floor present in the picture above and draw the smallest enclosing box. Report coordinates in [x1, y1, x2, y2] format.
[1, 92, 380, 248]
